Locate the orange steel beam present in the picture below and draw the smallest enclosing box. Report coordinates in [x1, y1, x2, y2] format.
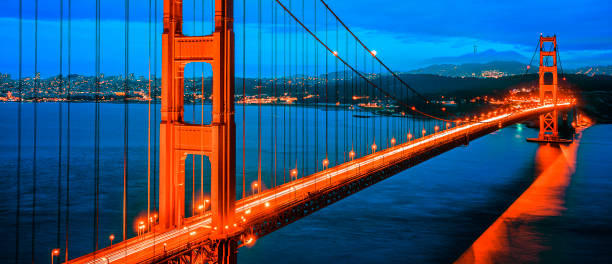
[160, 0, 235, 245]
[538, 35, 559, 139]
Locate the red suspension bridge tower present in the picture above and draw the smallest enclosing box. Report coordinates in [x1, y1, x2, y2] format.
[528, 35, 572, 143]
[160, 0, 236, 261]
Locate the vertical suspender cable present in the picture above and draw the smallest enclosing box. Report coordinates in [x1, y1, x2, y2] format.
[303, 0, 308, 177]
[16, 1, 22, 262]
[282, 1, 287, 184]
[153, 0, 158, 215]
[65, 0, 72, 260]
[301, 0, 305, 178]
[242, 0, 246, 199]
[314, 0, 318, 174]
[287, 0, 291, 186]
[94, 0, 101, 254]
[257, 0, 262, 194]
[271, 0, 276, 188]
[200, 0, 206, 210]
[147, 0, 152, 229]
[302, 0, 312, 175]
[314, 0, 318, 183]
[122, 0, 129, 250]
[324, 8, 328, 169]
[334, 18, 338, 165]
[191, 0, 196, 217]
[152, 0, 158, 251]
[32, 0, 39, 262]
[153, 0, 158, 221]
[57, 0, 64, 252]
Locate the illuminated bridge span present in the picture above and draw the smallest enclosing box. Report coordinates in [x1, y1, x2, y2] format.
[69, 102, 572, 264]
[8, 0, 578, 263]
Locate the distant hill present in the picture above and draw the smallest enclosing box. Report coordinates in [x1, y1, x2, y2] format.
[572, 65, 612, 76]
[422, 49, 529, 65]
[407, 61, 528, 77]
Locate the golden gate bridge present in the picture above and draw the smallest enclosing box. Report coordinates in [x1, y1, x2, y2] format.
[7, 0, 578, 263]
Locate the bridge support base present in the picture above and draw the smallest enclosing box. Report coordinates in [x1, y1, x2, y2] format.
[526, 136, 572, 144]
[215, 239, 237, 264]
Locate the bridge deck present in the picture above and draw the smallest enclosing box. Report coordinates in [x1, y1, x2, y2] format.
[68, 103, 572, 264]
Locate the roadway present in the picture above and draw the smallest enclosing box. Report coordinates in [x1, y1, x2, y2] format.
[68, 102, 572, 264]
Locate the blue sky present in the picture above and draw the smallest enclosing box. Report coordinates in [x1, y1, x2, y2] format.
[1, 0, 611, 77]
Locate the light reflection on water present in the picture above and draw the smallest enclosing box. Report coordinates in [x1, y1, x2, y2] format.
[455, 130, 582, 264]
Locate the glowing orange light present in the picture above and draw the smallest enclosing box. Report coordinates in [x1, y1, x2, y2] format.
[225, 225, 229, 229]
[371, 50, 377, 56]
[322, 158, 329, 167]
[371, 142, 377, 152]
[290, 168, 298, 178]
[422, 129, 426, 136]
[446, 122, 450, 128]
[190, 231, 196, 236]
[109, 234, 115, 241]
[245, 209, 251, 214]
[349, 149, 355, 159]
[527, 65, 531, 70]
[390, 137, 396, 146]
[332, 51, 338, 56]
[434, 125, 439, 132]
[198, 204, 204, 210]
[52, 249, 60, 256]
[245, 236, 256, 245]
[411, 106, 416, 111]
[441, 107, 446, 111]
[407, 133, 413, 140]
[265, 202, 270, 207]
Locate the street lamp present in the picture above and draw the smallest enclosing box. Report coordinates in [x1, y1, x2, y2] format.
[51, 249, 60, 264]
[138, 221, 145, 236]
[371, 142, 377, 153]
[390, 137, 396, 146]
[349, 149, 355, 160]
[322, 157, 329, 169]
[290, 168, 298, 180]
[251, 182, 259, 196]
[109, 234, 115, 247]
[407, 132, 412, 141]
